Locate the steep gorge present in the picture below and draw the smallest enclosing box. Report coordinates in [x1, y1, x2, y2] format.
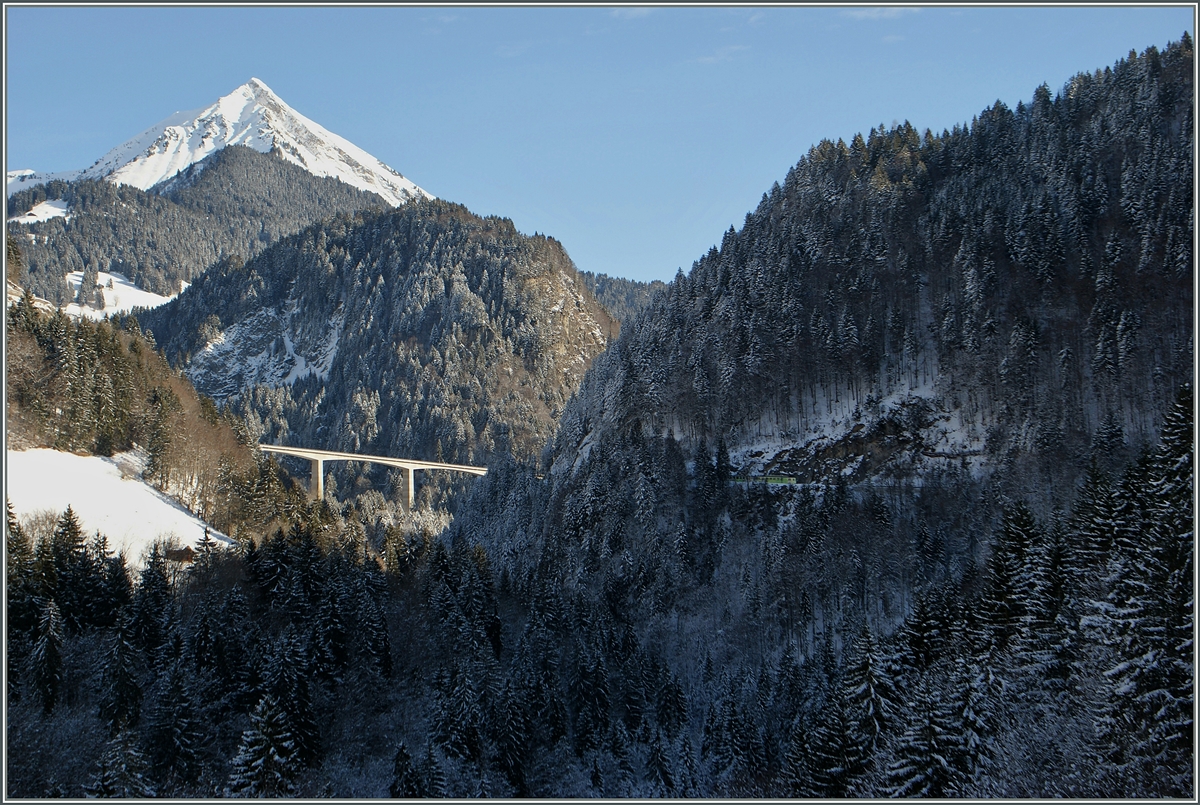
[140, 200, 616, 487]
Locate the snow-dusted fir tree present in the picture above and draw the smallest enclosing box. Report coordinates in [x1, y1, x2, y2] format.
[421, 744, 448, 798]
[129, 543, 173, 665]
[1097, 385, 1194, 796]
[805, 692, 864, 796]
[389, 741, 424, 798]
[97, 615, 142, 735]
[145, 660, 208, 787]
[6, 498, 38, 697]
[843, 622, 898, 755]
[225, 694, 299, 797]
[85, 730, 156, 798]
[27, 599, 63, 714]
[263, 625, 321, 766]
[884, 680, 959, 797]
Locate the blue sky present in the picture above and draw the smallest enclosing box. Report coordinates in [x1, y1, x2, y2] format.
[4, 5, 1194, 283]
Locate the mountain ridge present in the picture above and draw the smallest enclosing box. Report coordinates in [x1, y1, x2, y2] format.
[7, 146, 396, 300]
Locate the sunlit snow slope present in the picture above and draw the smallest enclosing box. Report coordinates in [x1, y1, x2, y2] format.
[6, 448, 233, 567]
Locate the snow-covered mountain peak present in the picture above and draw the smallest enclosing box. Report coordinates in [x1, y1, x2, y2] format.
[57, 79, 434, 206]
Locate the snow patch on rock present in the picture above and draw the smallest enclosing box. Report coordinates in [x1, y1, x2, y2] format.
[187, 301, 345, 399]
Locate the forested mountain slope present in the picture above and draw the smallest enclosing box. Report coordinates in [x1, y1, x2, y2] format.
[7, 146, 392, 301]
[578, 270, 668, 327]
[140, 200, 616, 478]
[440, 36, 1194, 796]
[5, 290, 302, 541]
[550, 38, 1191, 501]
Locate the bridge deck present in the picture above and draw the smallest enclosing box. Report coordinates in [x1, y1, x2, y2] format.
[259, 445, 487, 475]
[258, 444, 487, 508]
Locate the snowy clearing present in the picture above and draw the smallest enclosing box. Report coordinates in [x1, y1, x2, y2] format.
[7, 199, 71, 224]
[6, 447, 233, 567]
[63, 270, 179, 319]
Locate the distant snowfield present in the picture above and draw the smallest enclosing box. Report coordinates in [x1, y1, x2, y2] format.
[6, 448, 233, 567]
[7, 199, 71, 224]
[63, 270, 181, 319]
[6, 168, 83, 198]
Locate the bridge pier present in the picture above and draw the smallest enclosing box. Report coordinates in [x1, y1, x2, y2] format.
[310, 458, 324, 500]
[398, 467, 413, 513]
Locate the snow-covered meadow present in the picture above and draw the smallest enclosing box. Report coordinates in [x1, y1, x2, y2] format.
[63, 269, 181, 319]
[7, 198, 71, 224]
[6, 447, 232, 567]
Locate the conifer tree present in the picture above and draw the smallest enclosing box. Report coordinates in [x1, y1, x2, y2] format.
[422, 744, 448, 798]
[189, 527, 219, 583]
[28, 599, 64, 714]
[48, 505, 91, 631]
[85, 730, 156, 798]
[83, 530, 122, 629]
[884, 681, 960, 797]
[6, 499, 38, 699]
[569, 641, 610, 756]
[778, 724, 818, 797]
[843, 623, 898, 755]
[98, 616, 143, 735]
[494, 682, 530, 794]
[944, 660, 995, 783]
[1147, 385, 1195, 793]
[101, 550, 134, 625]
[263, 626, 321, 766]
[360, 596, 393, 678]
[145, 661, 207, 786]
[389, 741, 425, 797]
[433, 662, 485, 761]
[207, 586, 255, 708]
[646, 729, 676, 794]
[983, 503, 1041, 646]
[656, 668, 688, 740]
[225, 694, 299, 797]
[1098, 385, 1194, 795]
[6, 498, 37, 636]
[899, 592, 945, 672]
[310, 590, 349, 685]
[130, 543, 173, 664]
[1069, 462, 1120, 592]
[806, 692, 864, 796]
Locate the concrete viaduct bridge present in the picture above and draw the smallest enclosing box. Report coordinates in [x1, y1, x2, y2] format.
[259, 445, 487, 511]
